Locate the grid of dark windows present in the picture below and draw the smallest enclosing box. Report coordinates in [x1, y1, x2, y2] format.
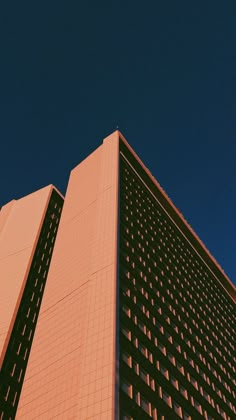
[0, 190, 63, 420]
[118, 153, 236, 420]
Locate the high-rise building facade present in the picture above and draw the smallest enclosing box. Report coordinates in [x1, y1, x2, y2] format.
[0, 185, 63, 419]
[118, 138, 236, 420]
[1, 131, 235, 419]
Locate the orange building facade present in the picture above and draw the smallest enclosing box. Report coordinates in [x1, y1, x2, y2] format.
[0, 185, 63, 419]
[1, 131, 236, 419]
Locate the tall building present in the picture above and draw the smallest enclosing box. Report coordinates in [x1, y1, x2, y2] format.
[1, 131, 235, 419]
[0, 185, 63, 419]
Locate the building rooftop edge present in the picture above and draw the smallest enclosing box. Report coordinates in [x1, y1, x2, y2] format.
[0, 184, 64, 209]
[113, 130, 235, 302]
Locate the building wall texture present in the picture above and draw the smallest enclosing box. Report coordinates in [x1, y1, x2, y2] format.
[0, 185, 56, 367]
[0, 185, 63, 418]
[17, 133, 120, 419]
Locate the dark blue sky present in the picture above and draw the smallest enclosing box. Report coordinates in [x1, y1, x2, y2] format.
[1, 1, 235, 285]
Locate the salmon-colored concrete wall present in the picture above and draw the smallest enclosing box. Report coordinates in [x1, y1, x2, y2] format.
[0, 185, 55, 368]
[0, 200, 16, 236]
[17, 132, 120, 419]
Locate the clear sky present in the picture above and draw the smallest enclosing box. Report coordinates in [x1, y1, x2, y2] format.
[0, 1, 235, 285]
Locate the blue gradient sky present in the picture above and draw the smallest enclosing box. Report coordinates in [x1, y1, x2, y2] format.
[0, 1, 235, 284]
